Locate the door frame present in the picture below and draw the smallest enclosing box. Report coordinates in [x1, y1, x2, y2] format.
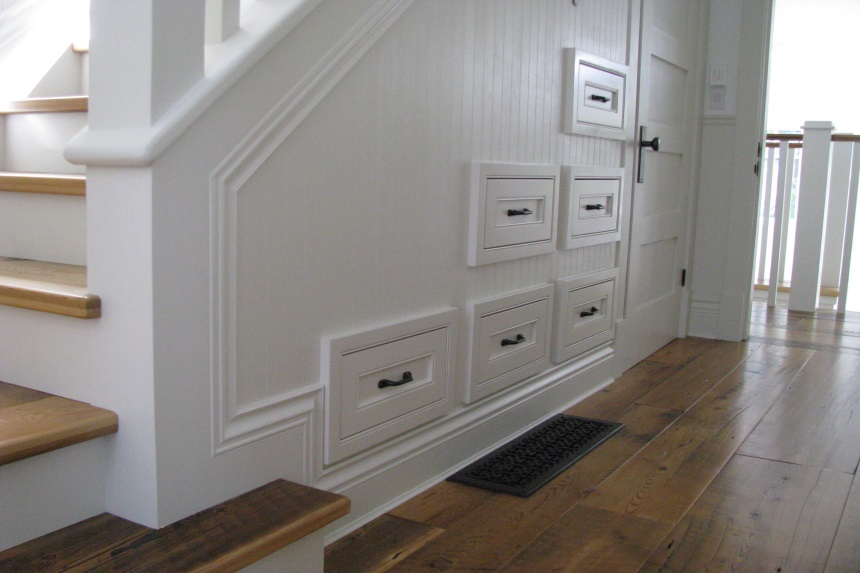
[712, 0, 775, 341]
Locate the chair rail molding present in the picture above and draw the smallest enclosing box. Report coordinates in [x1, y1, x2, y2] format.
[209, 0, 415, 456]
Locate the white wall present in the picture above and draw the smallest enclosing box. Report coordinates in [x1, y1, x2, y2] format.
[147, 0, 631, 528]
[689, 0, 771, 340]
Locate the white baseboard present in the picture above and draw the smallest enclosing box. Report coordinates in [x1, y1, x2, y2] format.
[318, 347, 615, 544]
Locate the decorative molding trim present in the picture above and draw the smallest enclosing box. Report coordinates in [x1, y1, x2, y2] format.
[315, 345, 614, 493]
[211, 383, 322, 456]
[210, 0, 415, 456]
[687, 299, 720, 339]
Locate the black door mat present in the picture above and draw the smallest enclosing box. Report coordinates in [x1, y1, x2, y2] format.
[447, 414, 623, 497]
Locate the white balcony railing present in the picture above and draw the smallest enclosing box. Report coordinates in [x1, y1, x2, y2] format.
[754, 121, 860, 312]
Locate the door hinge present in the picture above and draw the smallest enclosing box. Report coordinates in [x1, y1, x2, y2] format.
[754, 160, 760, 176]
[681, 269, 687, 287]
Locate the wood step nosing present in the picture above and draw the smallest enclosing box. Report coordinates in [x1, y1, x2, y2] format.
[0, 258, 100, 319]
[0, 480, 350, 572]
[0, 381, 119, 467]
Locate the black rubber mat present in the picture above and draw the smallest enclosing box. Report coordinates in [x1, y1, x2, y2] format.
[447, 414, 623, 497]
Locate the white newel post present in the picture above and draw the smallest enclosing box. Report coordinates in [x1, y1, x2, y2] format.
[81, 0, 205, 528]
[788, 121, 834, 312]
[89, 0, 205, 128]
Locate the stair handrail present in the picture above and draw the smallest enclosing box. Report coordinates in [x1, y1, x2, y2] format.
[65, 0, 323, 168]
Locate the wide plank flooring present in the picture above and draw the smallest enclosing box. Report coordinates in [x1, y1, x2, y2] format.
[327, 303, 860, 573]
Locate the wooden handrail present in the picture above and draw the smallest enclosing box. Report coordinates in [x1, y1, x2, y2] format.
[766, 132, 860, 146]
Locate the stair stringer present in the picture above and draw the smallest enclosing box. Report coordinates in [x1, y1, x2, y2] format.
[56, 0, 420, 532]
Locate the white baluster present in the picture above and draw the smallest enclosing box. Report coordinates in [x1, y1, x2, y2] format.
[821, 142, 853, 291]
[757, 146, 776, 284]
[206, 0, 241, 44]
[768, 141, 792, 307]
[789, 121, 834, 312]
[837, 142, 860, 314]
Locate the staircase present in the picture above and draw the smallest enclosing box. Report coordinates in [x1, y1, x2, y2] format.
[0, 33, 115, 554]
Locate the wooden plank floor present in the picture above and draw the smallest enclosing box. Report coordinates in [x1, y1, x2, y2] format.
[327, 303, 860, 573]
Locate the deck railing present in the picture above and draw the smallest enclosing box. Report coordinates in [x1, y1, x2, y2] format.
[755, 122, 860, 312]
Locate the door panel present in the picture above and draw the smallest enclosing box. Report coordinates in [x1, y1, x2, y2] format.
[617, 0, 704, 369]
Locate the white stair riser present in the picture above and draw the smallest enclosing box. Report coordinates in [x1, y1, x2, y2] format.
[29, 47, 88, 99]
[4, 112, 87, 174]
[0, 439, 107, 552]
[0, 192, 86, 265]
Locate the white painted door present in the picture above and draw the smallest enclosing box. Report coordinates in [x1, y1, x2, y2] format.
[617, 0, 705, 370]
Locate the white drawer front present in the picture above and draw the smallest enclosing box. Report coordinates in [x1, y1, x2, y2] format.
[562, 281, 613, 347]
[465, 285, 553, 404]
[323, 309, 457, 464]
[563, 49, 629, 140]
[554, 270, 618, 363]
[468, 163, 560, 266]
[577, 63, 624, 130]
[560, 166, 624, 250]
[483, 177, 554, 249]
[341, 327, 448, 439]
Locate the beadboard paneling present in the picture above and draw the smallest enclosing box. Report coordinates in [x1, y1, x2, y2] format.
[229, 0, 629, 415]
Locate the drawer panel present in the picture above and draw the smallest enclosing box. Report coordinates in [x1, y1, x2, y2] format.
[323, 309, 457, 463]
[554, 270, 618, 363]
[483, 178, 553, 249]
[577, 64, 623, 129]
[341, 327, 448, 438]
[563, 49, 629, 140]
[468, 163, 560, 266]
[559, 167, 624, 250]
[465, 285, 553, 404]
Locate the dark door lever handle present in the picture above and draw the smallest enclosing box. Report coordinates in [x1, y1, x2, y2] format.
[638, 126, 661, 183]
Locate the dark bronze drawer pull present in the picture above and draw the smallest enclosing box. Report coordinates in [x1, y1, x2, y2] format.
[580, 306, 599, 318]
[585, 204, 605, 211]
[378, 371, 414, 389]
[507, 208, 533, 217]
[589, 94, 611, 103]
[501, 334, 526, 346]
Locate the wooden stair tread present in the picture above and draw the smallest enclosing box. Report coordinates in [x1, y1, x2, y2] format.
[0, 480, 351, 573]
[0, 380, 118, 466]
[0, 258, 100, 318]
[0, 96, 88, 114]
[0, 172, 86, 196]
[324, 514, 444, 573]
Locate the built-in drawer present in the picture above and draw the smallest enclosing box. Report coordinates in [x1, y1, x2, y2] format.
[563, 49, 628, 140]
[559, 166, 623, 249]
[553, 269, 618, 363]
[322, 309, 457, 463]
[465, 285, 554, 404]
[469, 163, 560, 266]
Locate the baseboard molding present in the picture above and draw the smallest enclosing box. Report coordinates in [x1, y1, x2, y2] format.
[318, 346, 615, 543]
[688, 300, 720, 339]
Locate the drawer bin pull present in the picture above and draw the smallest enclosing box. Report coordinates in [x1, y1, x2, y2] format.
[585, 203, 605, 211]
[589, 94, 611, 103]
[580, 306, 599, 318]
[378, 371, 414, 389]
[507, 208, 533, 217]
[501, 334, 526, 346]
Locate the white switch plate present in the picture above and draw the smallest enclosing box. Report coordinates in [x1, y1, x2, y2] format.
[709, 65, 727, 87]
